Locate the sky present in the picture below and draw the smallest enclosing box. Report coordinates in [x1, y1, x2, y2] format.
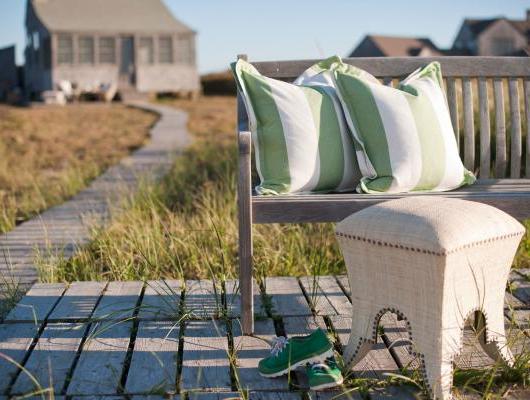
[0, 0, 527, 74]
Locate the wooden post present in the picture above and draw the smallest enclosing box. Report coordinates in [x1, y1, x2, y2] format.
[236, 54, 254, 335]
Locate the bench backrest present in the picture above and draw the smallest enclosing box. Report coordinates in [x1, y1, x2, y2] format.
[238, 56, 530, 179]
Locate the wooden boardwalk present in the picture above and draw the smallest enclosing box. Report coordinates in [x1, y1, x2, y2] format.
[0, 103, 190, 294]
[0, 271, 529, 399]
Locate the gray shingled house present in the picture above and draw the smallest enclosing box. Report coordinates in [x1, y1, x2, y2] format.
[24, 0, 199, 99]
[452, 10, 529, 56]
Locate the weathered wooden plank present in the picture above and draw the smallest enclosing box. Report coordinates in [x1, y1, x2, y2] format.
[92, 281, 143, 321]
[446, 77, 460, 148]
[224, 279, 265, 319]
[48, 281, 107, 321]
[11, 323, 87, 394]
[125, 320, 180, 394]
[5, 283, 66, 322]
[183, 280, 222, 319]
[509, 79, 522, 178]
[67, 321, 133, 395]
[232, 319, 288, 391]
[378, 313, 419, 371]
[265, 277, 312, 317]
[314, 390, 363, 400]
[246, 393, 302, 400]
[525, 79, 530, 178]
[510, 278, 530, 305]
[329, 315, 399, 380]
[505, 309, 530, 329]
[252, 57, 530, 79]
[493, 79, 507, 178]
[454, 328, 494, 369]
[478, 78, 491, 178]
[252, 189, 530, 223]
[369, 385, 419, 399]
[505, 291, 526, 310]
[315, 276, 352, 316]
[188, 393, 243, 400]
[336, 276, 351, 300]
[0, 323, 39, 393]
[138, 280, 181, 320]
[180, 320, 231, 391]
[299, 277, 336, 316]
[462, 78, 475, 172]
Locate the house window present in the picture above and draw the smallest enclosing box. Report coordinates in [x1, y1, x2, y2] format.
[79, 36, 95, 64]
[99, 37, 116, 63]
[176, 36, 194, 65]
[57, 35, 74, 64]
[491, 37, 515, 56]
[158, 36, 173, 64]
[139, 37, 154, 64]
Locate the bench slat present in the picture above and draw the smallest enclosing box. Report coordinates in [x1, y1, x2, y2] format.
[463, 78, 475, 172]
[251, 57, 530, 79]
[494, 79, 507, 178]
[446, 77, 459, 149]
[252, 186, 530, 223]
[479, 78, 491, 178]
[509, 79, 522, 178]
[525, 79, 530, 178]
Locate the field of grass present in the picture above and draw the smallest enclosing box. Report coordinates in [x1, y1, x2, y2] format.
[38, 95, 530, 283]
[0, 104, 157, 233]
[38, 96, 343, 282]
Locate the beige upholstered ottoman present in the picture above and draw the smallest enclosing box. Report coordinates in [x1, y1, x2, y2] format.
[335, 197, 525, 399]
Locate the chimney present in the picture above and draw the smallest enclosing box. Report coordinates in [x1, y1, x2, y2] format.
[527, 9, 530, 22]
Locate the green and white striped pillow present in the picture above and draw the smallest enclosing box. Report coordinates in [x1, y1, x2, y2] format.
[232, 56, 366, 195]
[331, 62, 476, 193]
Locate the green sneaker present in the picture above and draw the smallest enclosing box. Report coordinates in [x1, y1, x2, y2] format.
[258, 328, 334, 378]
[306, 357, 344, 390]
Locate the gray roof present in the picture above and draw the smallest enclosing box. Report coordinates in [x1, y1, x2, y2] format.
[31, 0, 194, 34]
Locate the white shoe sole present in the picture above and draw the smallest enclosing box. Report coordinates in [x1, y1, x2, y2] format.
[259, 348, 335, 378]
[310, 376, 344, 391]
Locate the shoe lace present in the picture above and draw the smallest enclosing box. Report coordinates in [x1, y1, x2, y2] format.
[309, 362, 330, 372]
[270, 336, 289, 357]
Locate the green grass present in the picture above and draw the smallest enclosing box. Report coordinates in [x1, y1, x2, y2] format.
[37, 141, 344, 282]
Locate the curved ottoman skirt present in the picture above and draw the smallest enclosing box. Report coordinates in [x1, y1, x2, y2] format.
[335, 197, 525, 399]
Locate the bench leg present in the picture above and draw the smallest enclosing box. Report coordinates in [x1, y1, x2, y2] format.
[238, 130, 254, 334]
[239, 224, 253, 334]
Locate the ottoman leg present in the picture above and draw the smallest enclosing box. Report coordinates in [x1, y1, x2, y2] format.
[417, 330, 458, 400]
[342, 333, 374, 370]
[474, 311, 515, 365]
[342, 311, 375, 369]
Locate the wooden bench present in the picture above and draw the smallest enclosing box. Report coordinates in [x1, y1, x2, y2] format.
[236, 55, 530, 334]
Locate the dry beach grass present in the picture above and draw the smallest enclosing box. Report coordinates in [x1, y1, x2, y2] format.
[0, 103, 157, 233]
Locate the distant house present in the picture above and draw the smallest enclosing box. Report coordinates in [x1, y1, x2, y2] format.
[0, 45, 18, 101]
[451, 10, 530, 56]
[24, 0, 199, 99]
[349, 35, 443, 57]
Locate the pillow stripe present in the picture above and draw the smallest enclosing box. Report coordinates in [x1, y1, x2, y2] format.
[404, 87, 446, 191]
[303, 86, 345, 191]
[269, 80, 321, 193]
[242, 72, 291, 194]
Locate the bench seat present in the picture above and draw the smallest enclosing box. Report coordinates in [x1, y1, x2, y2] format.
[253, 179, 530, 223]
